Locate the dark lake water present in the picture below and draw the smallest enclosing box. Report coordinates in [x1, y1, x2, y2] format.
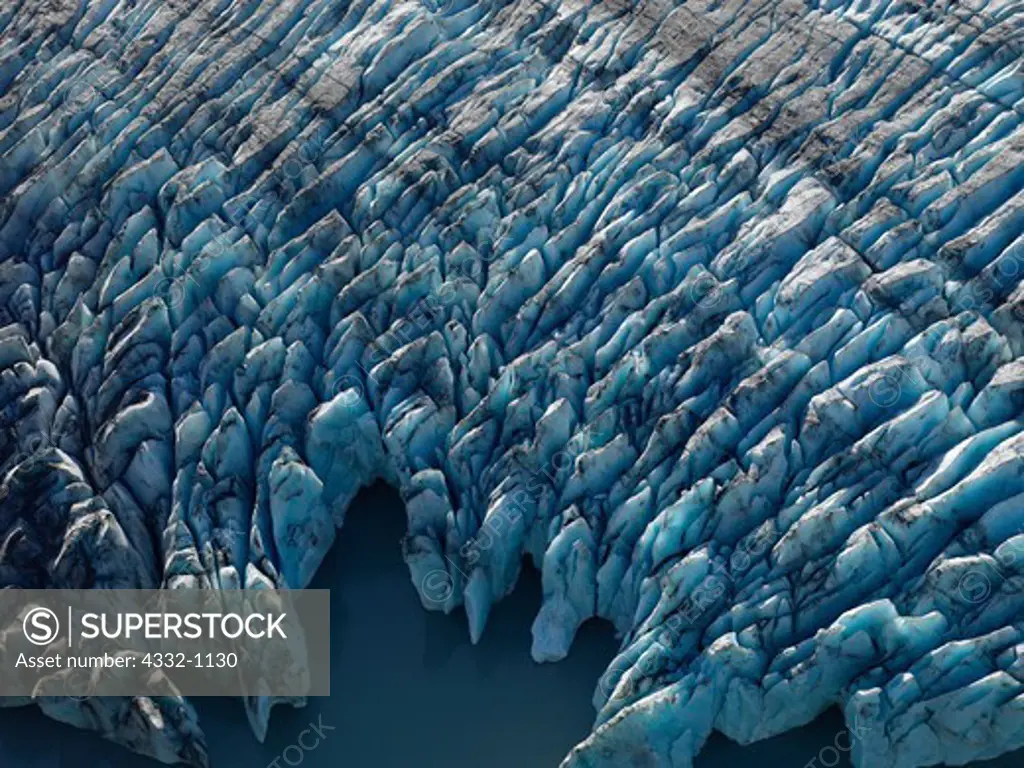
[0, 482, 1019, 768]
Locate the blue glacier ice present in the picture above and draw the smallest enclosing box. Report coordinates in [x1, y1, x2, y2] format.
[0, 0, 1023, 765]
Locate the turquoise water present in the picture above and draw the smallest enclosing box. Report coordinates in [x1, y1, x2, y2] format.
[0, 483, 1019, 768]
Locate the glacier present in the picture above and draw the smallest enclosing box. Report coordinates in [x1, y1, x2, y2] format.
[0, 0, 1023, 765]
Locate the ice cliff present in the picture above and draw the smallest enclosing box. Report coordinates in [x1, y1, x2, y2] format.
[0, 0, 1022, 764]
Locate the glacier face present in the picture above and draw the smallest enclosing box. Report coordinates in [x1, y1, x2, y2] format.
[0, 0, 1023, 764]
